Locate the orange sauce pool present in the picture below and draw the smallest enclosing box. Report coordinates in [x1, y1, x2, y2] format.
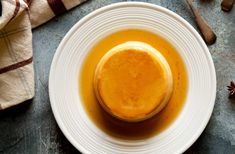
[79, 29, 188, 139]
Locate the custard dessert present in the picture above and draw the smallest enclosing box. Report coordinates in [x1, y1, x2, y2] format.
[94, 41, 173, 122]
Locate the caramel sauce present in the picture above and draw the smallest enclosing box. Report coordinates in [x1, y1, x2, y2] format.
[79, 29, 188, 139]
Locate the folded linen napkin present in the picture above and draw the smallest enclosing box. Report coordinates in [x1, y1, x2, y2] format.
[0, 0, 86, 110]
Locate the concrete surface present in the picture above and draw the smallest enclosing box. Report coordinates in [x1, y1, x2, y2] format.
[0, 0, 235, 153]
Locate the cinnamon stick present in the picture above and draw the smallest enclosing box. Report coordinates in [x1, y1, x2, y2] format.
[186, 0, 216, 45]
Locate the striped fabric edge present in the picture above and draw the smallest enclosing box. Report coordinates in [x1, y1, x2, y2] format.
[0, 57, 33, 74]
[9, 0, 21, 21]
[47, 0, 67, 16]
[4, 0, 29, 24]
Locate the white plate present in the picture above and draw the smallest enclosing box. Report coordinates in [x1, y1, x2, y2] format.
[49, 2, 216, 154]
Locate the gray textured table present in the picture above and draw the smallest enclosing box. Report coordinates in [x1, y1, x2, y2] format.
[0, 0, 235, 153]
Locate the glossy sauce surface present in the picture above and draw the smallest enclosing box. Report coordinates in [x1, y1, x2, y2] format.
[79, 29, 188, 139]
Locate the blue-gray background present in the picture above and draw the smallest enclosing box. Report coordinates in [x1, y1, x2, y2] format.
[0, 0, 235, 153]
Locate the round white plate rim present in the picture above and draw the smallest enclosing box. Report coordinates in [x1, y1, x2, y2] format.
[49, 2, 216, 154]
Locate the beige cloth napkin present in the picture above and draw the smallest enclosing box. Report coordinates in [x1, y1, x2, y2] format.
[0, 0, 86, 110]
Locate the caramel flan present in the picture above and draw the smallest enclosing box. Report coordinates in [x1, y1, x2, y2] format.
[94, 41, 173, 122]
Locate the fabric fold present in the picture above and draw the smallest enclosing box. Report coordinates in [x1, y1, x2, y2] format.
[0, 0, 86, 110]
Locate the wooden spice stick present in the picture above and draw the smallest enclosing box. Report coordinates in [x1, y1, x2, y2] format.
[186, 0, 216, 45]
[221, 0, 234, 12]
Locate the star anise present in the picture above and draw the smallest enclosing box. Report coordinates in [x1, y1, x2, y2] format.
[227, 81, 235, 98]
